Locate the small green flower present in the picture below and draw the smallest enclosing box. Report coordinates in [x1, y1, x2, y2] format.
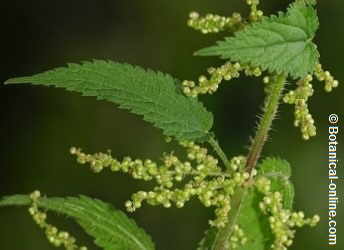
[28, 191, 87, 250]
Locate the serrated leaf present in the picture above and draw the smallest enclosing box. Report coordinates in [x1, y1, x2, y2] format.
[5, 60, 213, 141]
[196, 2, 319, 78]
[257, 157, 294, 209]
[0, 195, 155, 250]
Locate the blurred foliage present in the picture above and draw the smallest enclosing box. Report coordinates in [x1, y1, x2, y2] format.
[0, 0, 343, 249]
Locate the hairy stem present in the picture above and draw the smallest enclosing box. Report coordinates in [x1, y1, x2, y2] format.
[211, 74, 286, 250]
[208, 137, 231, 170]
[245, 74, 286, 173]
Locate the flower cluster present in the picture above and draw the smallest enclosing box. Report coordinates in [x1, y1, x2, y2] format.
[71, 143, 251, 228]
[314, 63, 339, 92]
[283, 75, 316, 140]
[28, 191, 87, 250]
[71, 142, 220, 187]
[182, 62, 262, 97]
[228, 224, 247, 249]
[229, 155, 247, 172]
[255, 177, 320, 250]
[245, 0, 264, 22]
[187, 12, 243, 34]
[187, 0, 263, 35]
[283, 64, 339, 140]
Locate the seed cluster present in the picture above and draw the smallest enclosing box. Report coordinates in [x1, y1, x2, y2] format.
[283, 75, 316, 140]
[71, 143, 251, 228]
[314, 64, 339, 92]
[28, 191, 87, 250]
[182, 62, 262, 97]
[255, 177, 320, 250]
[245, 0, 264, 22]
[187, 12, 243, 34]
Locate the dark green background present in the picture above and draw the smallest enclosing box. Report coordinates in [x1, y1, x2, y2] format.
[1, 0, 343, 249]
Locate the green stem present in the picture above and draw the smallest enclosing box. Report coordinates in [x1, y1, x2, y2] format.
[208, 137, 231, 170]
[245, 74, 286, 173]
[211, 188, 247, 250]
[210, 74, 286, 250]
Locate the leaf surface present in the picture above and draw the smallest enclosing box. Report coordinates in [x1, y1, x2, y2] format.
[196, 2, 319, 78]
[257, 157, 294, 209]
[5, 60, 213, 141]
[0, 195, 155, 250]
[236, 188, 273, 250]
[196, 189, 272, 250]
[197, 157, 294, 249]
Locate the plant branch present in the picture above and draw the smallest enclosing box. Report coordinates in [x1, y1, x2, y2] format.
[211, 188, 247, 250]
[208, 137, 231, 170]
[210, 74, 286, 250]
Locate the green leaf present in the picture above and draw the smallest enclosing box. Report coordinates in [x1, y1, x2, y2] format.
[235, 158, 295, 249]
[257, 157, 291, 178]
[196, 189, 273, 250]
[195, 2, 319, 79]
[0, 194, 31, 206]
[5, 60, 213, 141]
[197, 157, 295, 250]
[297, 0, 317, 5]
[236, 188, 273, 250]
[0, 195, 155, 250]
[257, 157, 294, 209]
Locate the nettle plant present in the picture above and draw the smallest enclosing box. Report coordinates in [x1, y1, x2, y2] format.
[1, 0, 339, 250]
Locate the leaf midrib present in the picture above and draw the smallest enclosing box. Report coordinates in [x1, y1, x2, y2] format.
[25, 64, 209, 137]
[227, 39, 307, 51]
[214, 17, 314, 56]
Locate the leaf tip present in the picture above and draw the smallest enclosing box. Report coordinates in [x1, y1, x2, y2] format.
[4, 78, 17, 85]
[0, 194, 31, 207]
[4, 77, 31, 85]
[194, 47, 217, 57]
